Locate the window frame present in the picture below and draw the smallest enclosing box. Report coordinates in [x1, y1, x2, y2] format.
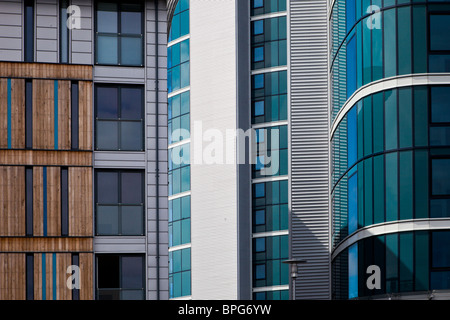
[94, 0, 145, 67]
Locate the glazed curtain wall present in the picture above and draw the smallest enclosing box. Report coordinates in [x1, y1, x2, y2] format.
[332, 230, 450, 299]
[331, 85, 450, 249]
[331, 1, 450, 122]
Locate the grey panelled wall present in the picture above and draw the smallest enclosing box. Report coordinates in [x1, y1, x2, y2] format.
[70, 0, 93, 64]
[35, 0, 58, 63]
[0, 0, 22, 61]
[289, 0, 330, 299]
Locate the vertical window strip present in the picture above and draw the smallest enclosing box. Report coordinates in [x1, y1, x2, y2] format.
[26, 253, 34, 300]
[60, 0, 70, 63]
[52, 253, 57, 300]
[24, 0, 34, 62]
[7, 79, 11, 149]
[25, 80, 33, 149]
[42, 253, 46, 300]
[26, 167, 33, 236]
[71, 81, 79, 150]
[72, 254, 80, 300]
[61, 167, 69, 236]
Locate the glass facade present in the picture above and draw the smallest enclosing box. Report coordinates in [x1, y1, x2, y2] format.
[331, 0, 450, 299]
[251, 0, 289, 300]
[331, 1, 450, 122]
[168, 0, 191, 299]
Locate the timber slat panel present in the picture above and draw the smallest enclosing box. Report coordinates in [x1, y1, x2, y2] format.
[33, 167, 44, 237]
[57, 253, 72, 300]
[58, 81, 71, 150]
[0, 237, 93, 253]
[0, 79, 7, 148]
[79, 253, 93, 300]
[33, 80, 54, 150]
[47, 167, 61, 237]
[0, 150, 92, 166]
[0, 253, 25, 300]
[33, 253, 42, 300]
[69, 167, 93, 237]
[0, 167, 25, 236]
[0, 62, 92, 80]
[78, 81, 92, 151]
[11, 79, 25, 149]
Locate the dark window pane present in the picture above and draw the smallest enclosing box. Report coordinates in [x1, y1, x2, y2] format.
[121, 206, 143, 235]
[97, 171, 119, 203]
[254, 20, 264, 35]
[432, 232, 450, 268]
[121, 256, 144, 289]
[97, 35, 118, 65]
[97, 205, 119, 235]
[432, 159, 450, 195]
[431, 87, 450, 123]
[120, 121, 143, 151]
[121, 172, 143, 204]
[430, 15, 450, 51]
[98, 255, 120, 288]
[120, 11, 142, 34]
[96, 121, 119, 150]
[121, 36, 143, 66]
[97, 3, 118, 33]
[97, 87, 118, 119]
[120, 87, 143, 120]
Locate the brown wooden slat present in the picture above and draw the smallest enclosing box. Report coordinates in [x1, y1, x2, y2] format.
[69, 167, 93, 237]
[11, 79, 25, 149]
[47, 167, 61, 237]
[58, 80, 71, 150]
[0, 237, 93, 253]
[0, 150, 92, 167]
[0, 79, 7, 148]
[78, 81, 93, 151]
[79, 253, 93, 300]
[33, 167, 44, 236]
[0, 62, 92, 80]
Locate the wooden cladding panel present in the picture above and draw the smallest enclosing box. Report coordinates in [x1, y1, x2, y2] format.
[0, 253, 25, 300]
[57, 253, 72, 300]
[0, 166, 25, 236]
[47, 167, 61, 237]
[33, 80, 54, 150]
[0, 79, 25, 149]
[10, 79, 25, 149]
[58, 81, 72, 150]
[0, 150, 92, 167]
[79, 253, 93, 300]
[0, 62, 92, 80]
[0, 237, 93, 253]
[33, 167, 44, 236]
[78, 81, 92, 151]
[69, 167, 93, 237]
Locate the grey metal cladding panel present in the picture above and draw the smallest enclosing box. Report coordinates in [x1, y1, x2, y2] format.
[290, 0, 330, 300]
[0, 1, 22, 61]
[71, 1, 93, 64]
[36, 1, 58, 63]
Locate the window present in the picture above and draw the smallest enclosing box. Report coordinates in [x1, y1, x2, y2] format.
[97, 254, 145, 300]
[24, 0, 34, 62]
[26, 254, 34, 300]
[95, 170, 144, 236]
[253, 180, 288, 233]
[168, 0, 189, 42]
[169, 248, 191, 298]
[168, 39, 190, 94]
[251, 0, 286, 16]
[168, 144, 190, 196]
[169, 196, 191, 247]
[431, 231, 450, 290]
[429, 14, 450, 72]
[95, 1, 144, 66]
[169, 91, 190, 144]
[95, 85, 144, 151]
[251, 71, 287, 124]
[60, 0, 70, 63]
[432, 159, 450, 196]
[253, 0, 263, 9]
[251, 16, 287, 70]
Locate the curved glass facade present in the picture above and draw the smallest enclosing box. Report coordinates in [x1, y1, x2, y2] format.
[251, 0, 289, 300]
[331, 1, 450, 122]
[168, 0, 191, 299]
[331, 0, 450, 300]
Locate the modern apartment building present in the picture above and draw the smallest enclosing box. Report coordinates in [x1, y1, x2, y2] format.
[166, 0, 330, 300]
[0, 0, 169, 300]
[330, 0, 450, 299]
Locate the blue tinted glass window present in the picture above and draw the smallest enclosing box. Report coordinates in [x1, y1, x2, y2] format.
[254, 74, 264, 89]
[431, 87, 450, 123]
[253, 0, 263, 8]
[347, 107, 357, 167]
[432, 159, 450, 196]
[254, 46, 264, 62]
[255, 264, 266, 280]
[255, 238, 265, 252]
[348, 243, 358, 299]
[255, 209, 265, 225]
[254, 20, 264, 35]
[430, 15, 450, 51]
[346, 0, 356, 33]
[255, 183, 265, 197]
[254, 100, 265, 116]
[348, 173, 358, 234]
[347, 35, 357, 99]
[432, 232, 450, 268]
